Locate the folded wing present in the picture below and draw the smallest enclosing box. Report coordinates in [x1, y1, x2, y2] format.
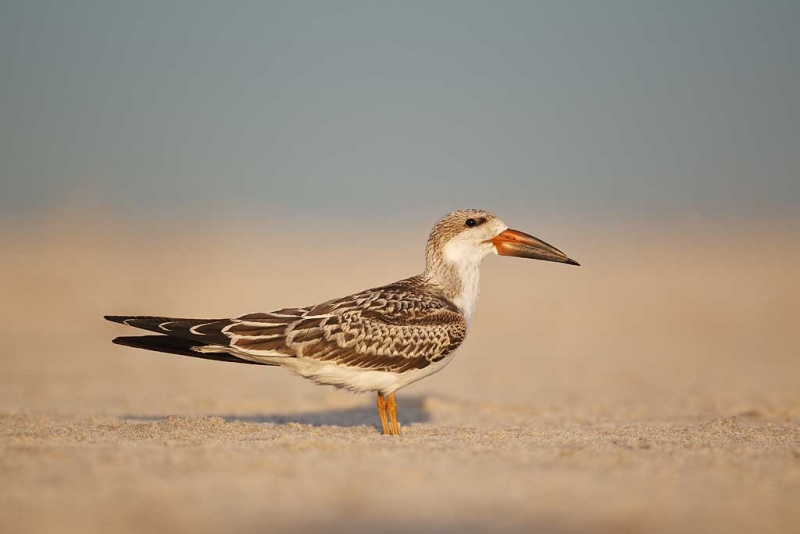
[106, 277, 468, 373]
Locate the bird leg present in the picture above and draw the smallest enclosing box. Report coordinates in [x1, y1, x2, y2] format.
[376, 392, 390, 435]
[386, 392, 400, 436]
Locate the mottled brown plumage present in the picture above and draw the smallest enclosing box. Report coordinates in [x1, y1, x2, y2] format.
[107, 276, 466, 373]
[228, 276, 467, 372]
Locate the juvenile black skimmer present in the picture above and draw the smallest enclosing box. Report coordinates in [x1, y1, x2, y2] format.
[106, 209, 579, 435]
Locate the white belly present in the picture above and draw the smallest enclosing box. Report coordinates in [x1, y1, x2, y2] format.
[270, 350, 460, 394]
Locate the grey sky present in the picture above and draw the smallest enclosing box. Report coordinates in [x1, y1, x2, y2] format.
[1, 1, 798, 219]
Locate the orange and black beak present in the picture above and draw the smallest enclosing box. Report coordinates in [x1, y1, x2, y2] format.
[491, 229, 580, 266]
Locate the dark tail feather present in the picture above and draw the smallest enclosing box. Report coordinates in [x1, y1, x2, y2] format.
[112, 336, 273, 366]
[104, 315, 232, 345]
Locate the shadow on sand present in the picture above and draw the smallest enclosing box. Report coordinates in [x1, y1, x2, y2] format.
[122, 395, 431, 430]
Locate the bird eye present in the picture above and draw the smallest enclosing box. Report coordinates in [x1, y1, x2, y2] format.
[465, 218, 477, 227]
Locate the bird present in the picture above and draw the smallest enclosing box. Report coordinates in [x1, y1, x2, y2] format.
[105, 209, 578, 435]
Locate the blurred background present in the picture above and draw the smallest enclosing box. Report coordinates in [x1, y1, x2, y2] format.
[1, 2, 798, 533]
[2, 1, 797, 220]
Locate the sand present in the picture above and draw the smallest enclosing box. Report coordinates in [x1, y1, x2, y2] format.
[1, 214, 799, 533]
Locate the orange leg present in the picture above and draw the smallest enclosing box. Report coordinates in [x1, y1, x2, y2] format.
[387, 392, 400, 436]
[376, 393, 390, 435]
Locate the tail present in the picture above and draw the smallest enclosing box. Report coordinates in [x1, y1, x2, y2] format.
[105, 315, 273, 366]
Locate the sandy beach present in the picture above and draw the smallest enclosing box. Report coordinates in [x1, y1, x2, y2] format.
[1, 214, 798, 533]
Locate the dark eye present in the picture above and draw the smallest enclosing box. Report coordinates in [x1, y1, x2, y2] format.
[465, 218, 477, 227]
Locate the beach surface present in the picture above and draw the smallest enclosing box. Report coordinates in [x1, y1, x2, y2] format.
[1, 215, 799, 533]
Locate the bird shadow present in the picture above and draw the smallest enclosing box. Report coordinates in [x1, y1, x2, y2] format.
[121, 395, 431, 430]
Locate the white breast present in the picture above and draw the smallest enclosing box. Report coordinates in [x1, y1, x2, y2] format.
[442, 240, 487, 322]
[451, 263, 480, 322]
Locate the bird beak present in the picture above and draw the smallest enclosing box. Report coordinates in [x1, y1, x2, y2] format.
[491, 229, 580, 266]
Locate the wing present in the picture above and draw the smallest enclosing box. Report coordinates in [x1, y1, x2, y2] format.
[106, 278, 467, 373]
[226, 278, 467, 372]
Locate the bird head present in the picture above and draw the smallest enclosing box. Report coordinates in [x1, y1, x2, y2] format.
[425, 209, 579, 271]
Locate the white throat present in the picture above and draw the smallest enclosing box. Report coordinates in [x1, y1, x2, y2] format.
[441, 240, 491, 322]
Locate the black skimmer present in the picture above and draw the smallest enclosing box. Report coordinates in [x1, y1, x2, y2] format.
[106, 209, 579, 435]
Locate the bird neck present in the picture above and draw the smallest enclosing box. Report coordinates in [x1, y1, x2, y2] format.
[423, 247, 482, 322]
